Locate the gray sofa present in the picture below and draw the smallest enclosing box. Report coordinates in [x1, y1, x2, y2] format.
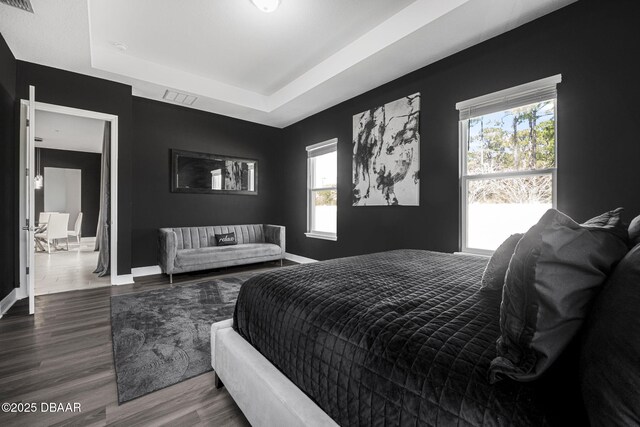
[158, 224, 285, 283]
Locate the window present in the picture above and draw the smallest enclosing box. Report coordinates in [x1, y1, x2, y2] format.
[211, 169, 222, 190]
[457, 75, 561, 254]
[306, 139, 337, 241]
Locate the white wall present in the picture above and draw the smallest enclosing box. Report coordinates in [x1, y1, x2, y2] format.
[44, 167, 82, 228]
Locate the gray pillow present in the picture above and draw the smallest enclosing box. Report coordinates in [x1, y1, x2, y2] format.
[489, 208, 629, 383]
[580, 243, 640, 427]
[629, 214, 640, 246]
[480, 233, 523, 291]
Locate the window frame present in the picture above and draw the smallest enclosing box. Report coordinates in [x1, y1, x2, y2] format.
[457, 75, 561, 255]
[305, 138, 338, 241]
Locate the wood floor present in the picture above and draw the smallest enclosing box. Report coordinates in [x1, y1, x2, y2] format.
[0, 261, 295, 427]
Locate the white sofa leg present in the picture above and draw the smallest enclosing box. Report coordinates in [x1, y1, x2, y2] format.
[169, 273, 173, 284]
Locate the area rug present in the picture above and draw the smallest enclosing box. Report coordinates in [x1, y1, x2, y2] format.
[110, 273, 255, 403]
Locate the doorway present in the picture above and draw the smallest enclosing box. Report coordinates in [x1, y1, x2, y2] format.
[32, 110, 108, 295]
[19, 96, 119, 312]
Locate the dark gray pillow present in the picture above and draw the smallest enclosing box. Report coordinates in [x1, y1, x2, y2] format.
[580, 243, 640, 427]
[215, 232, 237, 246]
[480, 233, 523, 292]
[629, 214, 640, 246]
[489, 208, 629, 383]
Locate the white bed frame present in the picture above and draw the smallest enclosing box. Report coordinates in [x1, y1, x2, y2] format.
[211, 319, 338, 427]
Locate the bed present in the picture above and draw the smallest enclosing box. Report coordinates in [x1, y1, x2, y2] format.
[212, 249, 586, 426]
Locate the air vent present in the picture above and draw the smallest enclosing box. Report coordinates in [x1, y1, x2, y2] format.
[163, 90, 197, 106]
[0, 0, 34, 13]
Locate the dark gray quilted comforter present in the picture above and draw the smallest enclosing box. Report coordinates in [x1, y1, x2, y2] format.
[233, 250, 584, 426]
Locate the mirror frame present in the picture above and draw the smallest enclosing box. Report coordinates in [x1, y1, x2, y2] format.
[171, 149, 258, 195]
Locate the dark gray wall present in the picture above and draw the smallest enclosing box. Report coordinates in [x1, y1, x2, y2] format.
[280, 0, 640, 261]
[131, 97, 282, 268]
[3, 0, 640, 283]
[16, 61, 133, 275]
[4, 58, 283, 279]
[34, 148, 102, 238]
[0, 33, 17, 301]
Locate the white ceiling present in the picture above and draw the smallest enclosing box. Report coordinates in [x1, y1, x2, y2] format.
[90, 0, 416, 96]
[35, 110, 105, 153]
[0, 0, 577, 128]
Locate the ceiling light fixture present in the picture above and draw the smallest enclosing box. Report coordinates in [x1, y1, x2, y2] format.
[34, 147, 43, 190]
[251, 0, 279, 13]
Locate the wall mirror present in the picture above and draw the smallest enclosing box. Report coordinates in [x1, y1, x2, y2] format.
[171, 149, 258, 195]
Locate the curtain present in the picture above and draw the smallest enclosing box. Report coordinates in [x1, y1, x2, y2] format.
[94, 122, 110, 277]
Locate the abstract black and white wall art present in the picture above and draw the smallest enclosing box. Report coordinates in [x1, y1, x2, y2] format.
[352, 93, 420, 206]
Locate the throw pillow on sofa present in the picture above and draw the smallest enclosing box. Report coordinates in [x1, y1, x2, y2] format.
[489, 208, 629, 383]
[215, 232, 237, 246]
[480, 233, 523, 292]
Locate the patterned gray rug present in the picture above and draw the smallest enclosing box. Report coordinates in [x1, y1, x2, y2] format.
[110, 273, 255, 403]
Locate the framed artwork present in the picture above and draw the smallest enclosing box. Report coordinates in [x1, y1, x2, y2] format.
[352, 93, 420, 206]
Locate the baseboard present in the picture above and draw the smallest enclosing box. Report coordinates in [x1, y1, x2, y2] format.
[15, 286, 27, 300]
[0, 288, 18, 319]
[112, 274, 135, 286]
[284, 252, 318, 264]
[131, 265, 163, 277]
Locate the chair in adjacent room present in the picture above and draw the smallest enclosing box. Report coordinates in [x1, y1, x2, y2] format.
[68, 212, 83, 250]
[35, 212, 55, 251]
[35, 213, 70, 253]
[38, 211, 52, 227]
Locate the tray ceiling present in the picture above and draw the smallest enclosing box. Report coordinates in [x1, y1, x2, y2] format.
[0, 0, 577, 128]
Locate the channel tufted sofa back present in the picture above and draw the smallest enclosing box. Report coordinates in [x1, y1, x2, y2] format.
[171, 224, 265, 250]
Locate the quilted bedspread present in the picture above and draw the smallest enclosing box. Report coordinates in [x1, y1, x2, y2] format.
[233, 250, 584, 426]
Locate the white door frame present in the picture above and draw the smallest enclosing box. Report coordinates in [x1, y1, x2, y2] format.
[18, 100, 121, 303]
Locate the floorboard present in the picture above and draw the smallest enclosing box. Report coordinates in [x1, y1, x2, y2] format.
[0, 260, 296, 426]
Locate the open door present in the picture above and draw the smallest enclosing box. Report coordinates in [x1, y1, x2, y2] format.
[23, 85, 36, 314]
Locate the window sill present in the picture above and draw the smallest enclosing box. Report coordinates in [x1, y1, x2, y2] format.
[305, 232, 337, 241]
[458, 248, 493, 257]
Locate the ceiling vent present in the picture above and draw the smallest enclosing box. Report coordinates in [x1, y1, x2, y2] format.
[0, 0, 33, 13]
[162, 90, 197, 106]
